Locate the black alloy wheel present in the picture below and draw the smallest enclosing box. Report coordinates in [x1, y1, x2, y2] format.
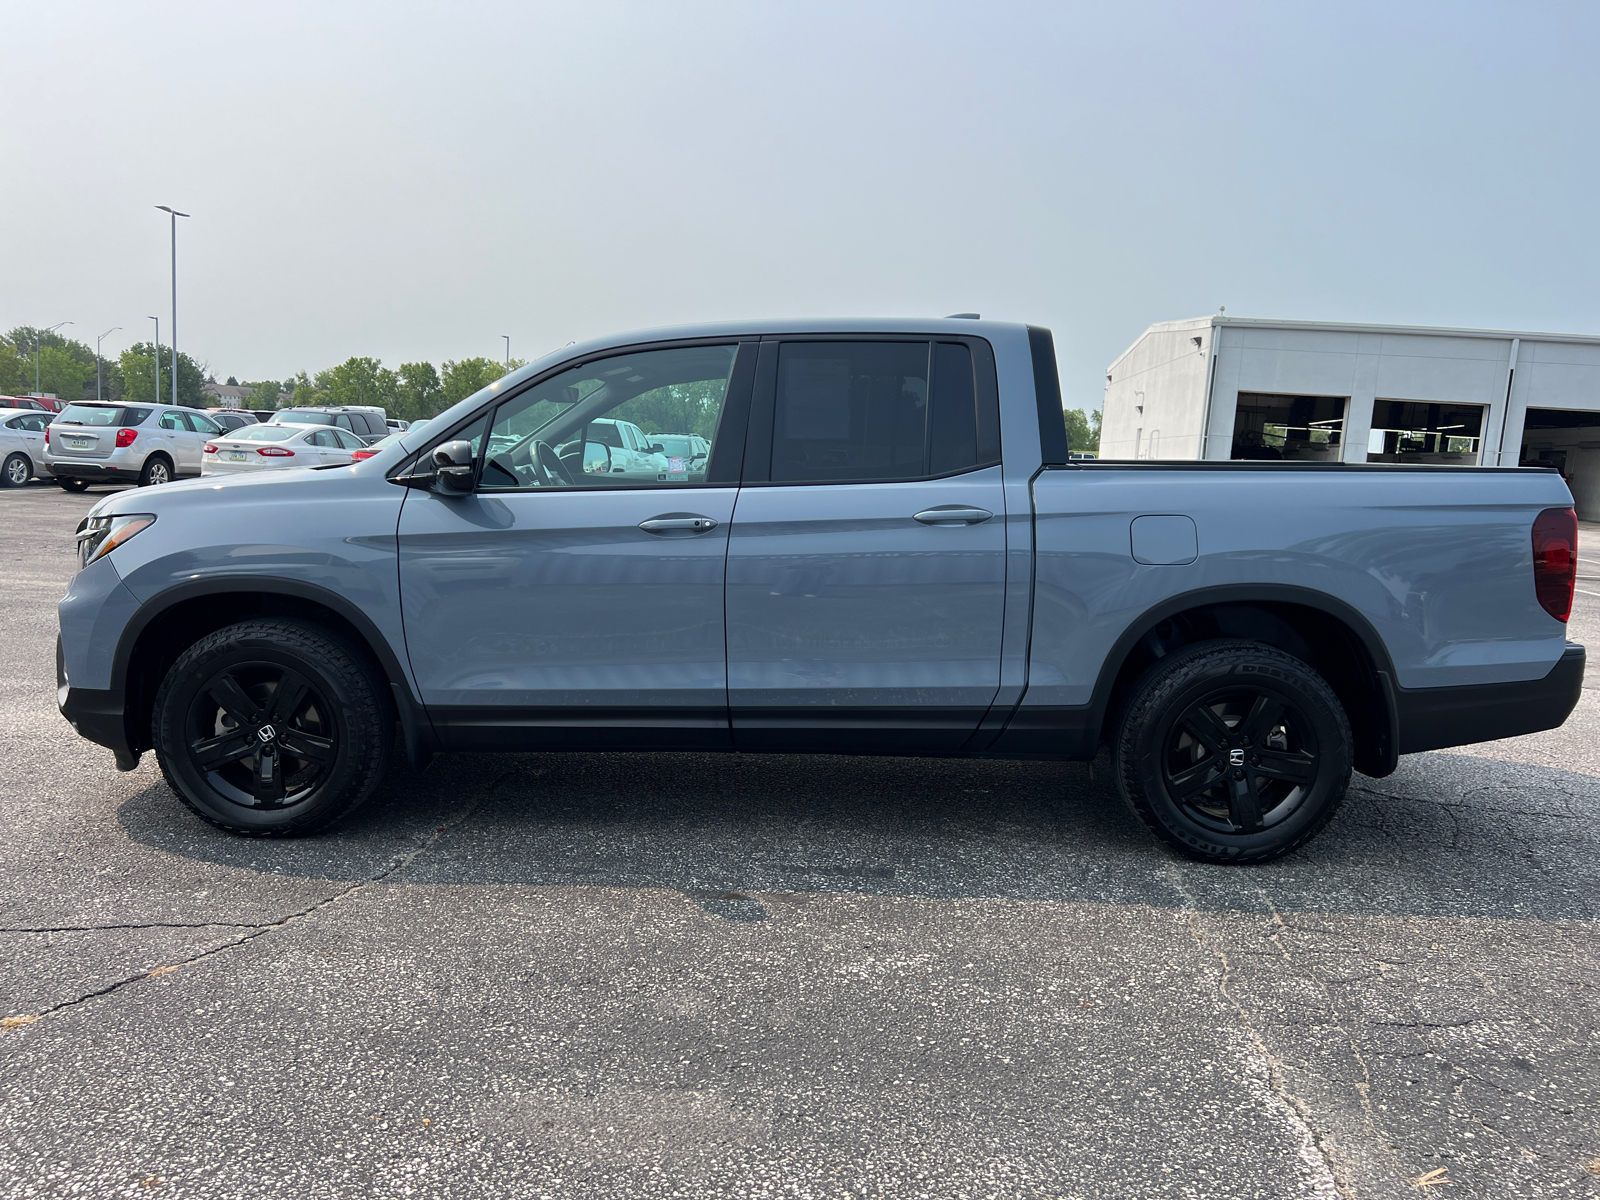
[1115, 639, 1352, 863]
[185, 662, 337, 809]
[153, 619, 390, 836]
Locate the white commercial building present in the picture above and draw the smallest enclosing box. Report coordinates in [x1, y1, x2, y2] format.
[1101, 316, 1600, 518]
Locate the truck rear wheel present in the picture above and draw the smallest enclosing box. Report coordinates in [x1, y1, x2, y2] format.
[1113, 639, 1351, 864]
[152, 619, 390, 837]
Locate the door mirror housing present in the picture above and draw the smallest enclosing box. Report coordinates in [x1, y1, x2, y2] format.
[582, 441, 612, 475]
[649, 443, 666, 454]
[430, 439, 476, 494]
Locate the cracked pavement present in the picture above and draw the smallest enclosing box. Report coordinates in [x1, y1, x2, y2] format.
[1, 483, 1597, 1199]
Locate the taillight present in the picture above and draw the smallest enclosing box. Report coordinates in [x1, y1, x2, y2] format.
[1532, 506, 1577, 622]
[203, 443, 217, 454]
[115, 428, 138, 448]
[257, 447, 295, 457]
[44, 426, 50, 445]
[351, 449, 375, 461]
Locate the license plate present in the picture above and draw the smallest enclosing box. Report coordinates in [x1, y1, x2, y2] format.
[67, 438, 92, 449]
[227, 451, 248, 462]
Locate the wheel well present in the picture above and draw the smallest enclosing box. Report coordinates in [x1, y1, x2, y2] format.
[1098, 601, 1391, 775]
[122, 592, 394, 754]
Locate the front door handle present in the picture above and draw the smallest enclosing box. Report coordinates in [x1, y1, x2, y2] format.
[639, 515, 719, 534]
[913, 506, 993, 526]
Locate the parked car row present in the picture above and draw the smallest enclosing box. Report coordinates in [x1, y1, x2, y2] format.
[0, 401, 422, 490]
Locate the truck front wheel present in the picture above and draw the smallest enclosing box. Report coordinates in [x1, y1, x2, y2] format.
[152, 619, 391, 836]
[1114, 639, 1352, 864]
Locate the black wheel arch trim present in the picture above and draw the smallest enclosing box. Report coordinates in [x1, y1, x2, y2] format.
[988, 582, 1402, 765]
[109, 576, 438, 767]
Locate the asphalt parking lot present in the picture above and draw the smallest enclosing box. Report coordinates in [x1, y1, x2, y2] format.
[0, 479, 1596, 1200]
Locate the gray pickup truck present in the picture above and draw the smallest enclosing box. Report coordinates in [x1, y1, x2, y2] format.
[57, 319, 1584, 862]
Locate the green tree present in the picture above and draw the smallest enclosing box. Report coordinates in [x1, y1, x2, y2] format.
[620, 380, 726, 441]
[1063, 407, 1101, 455]
[321, 356, 398, 410]
[118, 344, 208, 408]
[248, 380, 280, 410]
[440, 356, 507, 406]
[4, 327, 106, 400]
[396, 361, 444, 421]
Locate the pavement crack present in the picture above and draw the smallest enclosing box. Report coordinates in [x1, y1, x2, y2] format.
[1162, 861, 1346, 1200]
[0, 921, 265, 935]
[2, 776, 504, 1030]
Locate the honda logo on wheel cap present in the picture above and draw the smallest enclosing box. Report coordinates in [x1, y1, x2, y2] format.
[257, 725, 277, 743]
[1228, 748, 1245, 766]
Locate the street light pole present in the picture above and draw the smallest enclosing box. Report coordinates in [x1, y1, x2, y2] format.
[502, 335, 510, 368]
[96, 327, 122, 401]
[148, 316, 161, 405]
[35, 321, 73, 396]
[155, 206, 190, 406]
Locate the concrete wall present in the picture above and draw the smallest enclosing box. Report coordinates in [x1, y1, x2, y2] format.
[1101, 318, 1213, 460]
[1103, 318, 1600, 467]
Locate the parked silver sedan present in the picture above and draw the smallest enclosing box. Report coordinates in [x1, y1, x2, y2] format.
[0, 407, 51, 486]
[201, 422, 367, 476]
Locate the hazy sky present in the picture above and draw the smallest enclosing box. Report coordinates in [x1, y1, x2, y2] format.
[7, 1, 1599, 410]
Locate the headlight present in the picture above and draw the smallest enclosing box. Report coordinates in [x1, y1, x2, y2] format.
[76, 513, 156, 569]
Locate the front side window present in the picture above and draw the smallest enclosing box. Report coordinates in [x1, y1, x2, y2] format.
[188, 412, 222, 435]
[479, 344, 738, 490]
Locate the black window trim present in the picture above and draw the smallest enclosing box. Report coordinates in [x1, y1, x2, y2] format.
[392, 336, 760, 492]
[740, 332, 1002, 488]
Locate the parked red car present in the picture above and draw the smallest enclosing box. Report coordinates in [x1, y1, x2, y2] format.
[0, 396, 66, 414]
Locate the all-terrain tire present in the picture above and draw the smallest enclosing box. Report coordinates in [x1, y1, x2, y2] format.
[153, 618, 391, 836]
[1114, 639, 1352, 864]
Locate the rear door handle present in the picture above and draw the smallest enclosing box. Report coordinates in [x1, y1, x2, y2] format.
[639, 515, 719, 534]
[913, 506, 993, 526]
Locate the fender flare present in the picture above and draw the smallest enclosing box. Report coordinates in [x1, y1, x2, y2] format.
[112, 575, 437, 765]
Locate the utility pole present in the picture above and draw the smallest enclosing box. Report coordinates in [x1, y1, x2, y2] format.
[36, 321, 73, 395]
[156, 206, 190, 405]
[96, 327, 121, 401]
[148, 316, 161, 404]
[502, 335, 510, 368]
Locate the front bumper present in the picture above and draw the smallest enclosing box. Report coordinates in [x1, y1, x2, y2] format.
[1396, 643, 1586, 754]
[56, 637, 140, 770]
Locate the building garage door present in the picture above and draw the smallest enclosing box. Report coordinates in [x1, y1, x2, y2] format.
[1230, 393, 1347, 461]
[1366, 400, 1486, 465]
[1521, 408, 1600, 520]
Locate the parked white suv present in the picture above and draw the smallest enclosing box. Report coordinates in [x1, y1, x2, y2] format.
[45, 402, 226, 491]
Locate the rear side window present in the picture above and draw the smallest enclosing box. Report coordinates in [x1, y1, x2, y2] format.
[767, 340, 999, 484]
[159, 410, 185, 430]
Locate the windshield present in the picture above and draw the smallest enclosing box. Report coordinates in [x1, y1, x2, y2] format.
[271, 411, 335, 426]
[223, 424, 298, 442]
[655, 436, 698, 456]
[56, 404, 149, 428]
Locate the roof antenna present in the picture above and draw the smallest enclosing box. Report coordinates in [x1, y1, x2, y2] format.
[946, 312, 980, 319]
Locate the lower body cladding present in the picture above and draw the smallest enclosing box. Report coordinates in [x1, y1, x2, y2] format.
[60, 644, 1585, 771]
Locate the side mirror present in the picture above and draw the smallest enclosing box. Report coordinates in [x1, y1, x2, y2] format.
[431, 439, 476, 494]
[649, 443, 666, 454]
[582, 441, 613, 475]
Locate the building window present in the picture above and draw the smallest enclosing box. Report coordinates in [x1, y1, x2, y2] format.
[1231, 393, 1347, 461]
[1366, 400, 1485, 465]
